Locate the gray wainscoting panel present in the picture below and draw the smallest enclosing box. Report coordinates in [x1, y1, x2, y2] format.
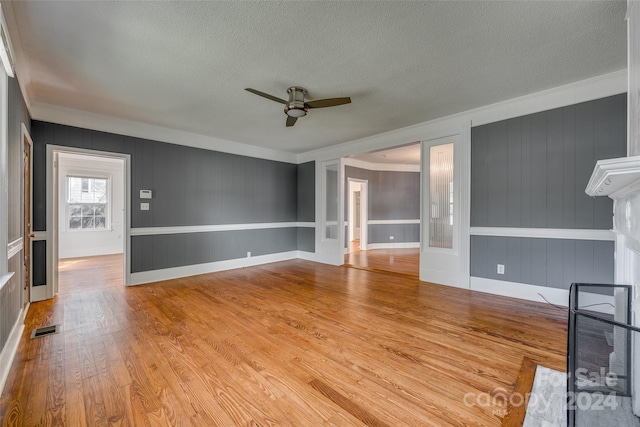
[297, 161, 315, 222]
[32, 240, 47, 286]
[368, 224, 420, 244]
[471, 94, 626, 229]
[297, 227, 315, 253]
[131, 228, 297, 273]
[470, 235, 614, 289]
[0, 256, 23, 353]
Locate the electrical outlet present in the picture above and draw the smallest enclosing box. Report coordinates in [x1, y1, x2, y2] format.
[389, 236, 395, 240]
[140, 203, 149, 211]
[497, 264, 505, 275]
[247, 252, 251, 258]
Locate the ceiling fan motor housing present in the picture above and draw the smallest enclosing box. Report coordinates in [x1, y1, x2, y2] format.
[285, 86, 308, 117]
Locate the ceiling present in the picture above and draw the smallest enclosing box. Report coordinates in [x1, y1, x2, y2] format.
[350, 143, 420, 165]
[3, 1, 627, 155]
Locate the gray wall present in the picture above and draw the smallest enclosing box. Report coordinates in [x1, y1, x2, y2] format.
[297, 161, 315, 252]
[470, 94, 627, 289]
[31, 121, 309, 274]
[1, 77, 31, 355]
[345, 166, 420, 244]
[471, 94, 626, 229]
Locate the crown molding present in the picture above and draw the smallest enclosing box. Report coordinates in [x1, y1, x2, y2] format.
[585, 155, 640, 199]
[30, 101, 298, 164]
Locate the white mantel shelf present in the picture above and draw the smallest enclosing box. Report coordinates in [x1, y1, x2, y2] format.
[585, 155, 640, 199]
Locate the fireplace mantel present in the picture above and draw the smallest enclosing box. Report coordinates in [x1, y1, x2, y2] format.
[586, 155, 640, 199]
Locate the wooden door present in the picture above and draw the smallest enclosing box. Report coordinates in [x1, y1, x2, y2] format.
[23, 132, 32, 307]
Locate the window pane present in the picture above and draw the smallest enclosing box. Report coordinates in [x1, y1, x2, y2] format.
[69, 205, 82, 217]
[82, 217, 94, 229]
[69, 217, 81, 229]
[94, 217, 106, 228]
[429, 143, 454, 249]
[81, 205, 95, 216]
[94, 205, 106, 216]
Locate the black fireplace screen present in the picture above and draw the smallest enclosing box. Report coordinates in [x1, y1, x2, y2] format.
[568, 283, 640, 427]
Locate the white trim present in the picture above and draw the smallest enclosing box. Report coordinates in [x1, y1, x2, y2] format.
[469, 276, 614, 314]
[298, 70, 626, 164]
[368, 219, 420, 225]
[0, 5, 15, 78]
[0, 307, 25, 397]
[48, 145, 132, 295]
[295, 250, 319, 262]
[470, 227, 615, 241]
[131, 222, 312, 236]
[0, 272, 14, 293]
[7, 237, 22, 259]
[129, 250, 298, 286]
[31, 102, 296, 164]
[585, 155, 640, 198]
[367, 242, 420, 250]
[343, 157, 420, 172]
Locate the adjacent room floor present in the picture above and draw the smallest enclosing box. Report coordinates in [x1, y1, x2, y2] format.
[344, 241, 419, 277]
[0, 257, 567, 426]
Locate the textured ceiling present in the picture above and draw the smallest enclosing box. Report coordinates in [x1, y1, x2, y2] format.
[4, 1, 627, 154]
[350, 143, 421, 165]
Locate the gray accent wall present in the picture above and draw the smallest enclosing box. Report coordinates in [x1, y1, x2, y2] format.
[471, 236, 614, 289]
[471, 94, 626, 229]
[345, 166, 420, 244]
[31, 121, 307, 274]
[470, 94, 626, 289]
[131, 228, 297, 272]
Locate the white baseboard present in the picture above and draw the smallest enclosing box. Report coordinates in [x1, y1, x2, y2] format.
[420, 269, 470, 289]
[468, 277, 615, 314]
[0, 308, 26, 397]
[31, 285, 48, 302]
[366, 242, 420, 250]
[129, 251, 299, 285]
[296, 250, 319, 262]
[60, 247, 124, 259]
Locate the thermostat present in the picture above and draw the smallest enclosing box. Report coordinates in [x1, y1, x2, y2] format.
[140, 190, 152, 199]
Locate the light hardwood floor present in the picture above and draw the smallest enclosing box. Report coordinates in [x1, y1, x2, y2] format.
[0, 255, 567, 426]
[344, 242, 419, 277]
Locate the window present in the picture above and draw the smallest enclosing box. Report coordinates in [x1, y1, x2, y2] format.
[66, 176, 109, 230]
[428, 143, 454, 249]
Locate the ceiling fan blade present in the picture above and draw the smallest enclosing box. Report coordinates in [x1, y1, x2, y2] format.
[286, 116, 297, 127]
[306, 97, 351, 109]
[245, 88, 287, 104]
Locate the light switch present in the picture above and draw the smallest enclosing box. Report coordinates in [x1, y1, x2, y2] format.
[140, 203, 149, 211]
[140, 190, 152, 199]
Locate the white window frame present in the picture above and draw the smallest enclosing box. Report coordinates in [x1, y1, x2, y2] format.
[65, 173, 111, 232]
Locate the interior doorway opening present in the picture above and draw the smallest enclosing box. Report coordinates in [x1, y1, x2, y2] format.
[50, 149, 128, 294]
[342, 143, 421, 277]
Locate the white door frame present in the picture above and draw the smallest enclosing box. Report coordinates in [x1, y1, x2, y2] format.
[315, 159, 345, 265]
[347, 177, 368, 251]
[420, 131, 470, 288]
[45, 145, 131, 298]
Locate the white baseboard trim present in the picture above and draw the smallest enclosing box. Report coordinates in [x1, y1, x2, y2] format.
[470, 276, 569, 306]
[60, 248, 123, 260]
[420, 270, 469, 289]
[295, 250, 319, 262]
[368, 219, 420, 225]
[366, 242, 420, 250]
[0, 308, 26, 397]
[129, 251, 299, 285]
[469, 277, 615, 314]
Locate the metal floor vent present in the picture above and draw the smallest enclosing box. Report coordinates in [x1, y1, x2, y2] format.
[30, 324, 60, 339]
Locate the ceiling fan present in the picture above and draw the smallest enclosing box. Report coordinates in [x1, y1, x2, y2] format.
[245, 86, 351, 127]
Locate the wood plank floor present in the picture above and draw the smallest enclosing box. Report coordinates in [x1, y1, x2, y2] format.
[344, 243, 419, 277]
[0, 256, 568, 426]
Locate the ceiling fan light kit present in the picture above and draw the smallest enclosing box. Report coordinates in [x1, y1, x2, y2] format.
[245, 86, 351, 127]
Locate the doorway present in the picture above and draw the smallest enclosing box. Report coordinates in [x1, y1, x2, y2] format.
[342, 144, 421, 277]
[47, 147, 130, 296]
[347, 178, 368, 253]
